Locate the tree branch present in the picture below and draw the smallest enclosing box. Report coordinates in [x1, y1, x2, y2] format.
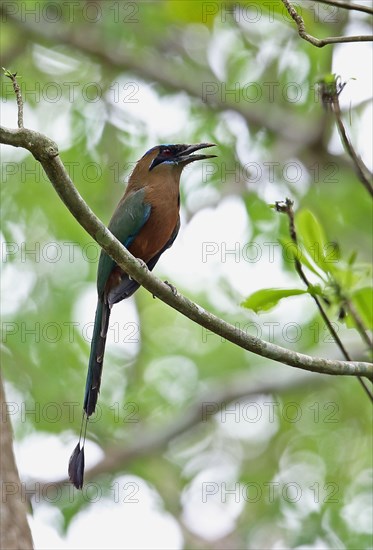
[0, 373, 34, 549]
[1, 123, 372, 380]
[282, 0, 373, 47]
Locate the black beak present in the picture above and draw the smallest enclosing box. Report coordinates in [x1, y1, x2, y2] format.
[176, 143, 217, 164]
[149, 143, 217, 171]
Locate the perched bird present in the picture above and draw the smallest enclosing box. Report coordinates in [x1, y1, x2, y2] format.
[68, 143, 216, 488]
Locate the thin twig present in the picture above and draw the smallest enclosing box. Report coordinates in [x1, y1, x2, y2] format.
[282, 0, 373, 47]
[332, 276, 373, 350]
[276, 198, 373, 401]
[344, 299, 373, 350]
[314, 0, 373, 15]
[3, 68, 23, 127]
[317, 76, 373, 197]
[332, 97, 373, 197]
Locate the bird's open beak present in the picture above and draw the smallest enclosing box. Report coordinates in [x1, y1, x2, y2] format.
[177, 143, 217, 164]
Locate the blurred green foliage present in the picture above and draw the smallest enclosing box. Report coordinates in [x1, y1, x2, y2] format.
[1, 1, 372, 548]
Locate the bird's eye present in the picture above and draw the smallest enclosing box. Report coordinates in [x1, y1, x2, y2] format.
[162, 148, 172, 156]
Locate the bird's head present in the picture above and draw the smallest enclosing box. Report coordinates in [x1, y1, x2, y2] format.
[145, 143, 216, 171]
[127, 143, 216, 191]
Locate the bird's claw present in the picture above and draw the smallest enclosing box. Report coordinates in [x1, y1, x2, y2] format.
[164, 280, 178, 295]
[137, 258, 148, 269]
[129, 258, 148, 281]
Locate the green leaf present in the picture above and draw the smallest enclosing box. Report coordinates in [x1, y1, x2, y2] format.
[296, 209, 331, 274]
[241, 288, 307, 313]
[348, 250, 357, 266]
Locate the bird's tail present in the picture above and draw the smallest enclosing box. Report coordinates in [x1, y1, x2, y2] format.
[84, 299, 111, 417]
[69, 299, 110, 489]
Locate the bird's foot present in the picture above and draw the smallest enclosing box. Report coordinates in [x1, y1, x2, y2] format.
[164, 280, 178, 296]
[137, 258, 148, 269]
[129, 258, 148, 281]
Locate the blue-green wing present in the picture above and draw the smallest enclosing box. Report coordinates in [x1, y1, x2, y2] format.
[97, 188, 151, 298]
[106, 215, 180, 306]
